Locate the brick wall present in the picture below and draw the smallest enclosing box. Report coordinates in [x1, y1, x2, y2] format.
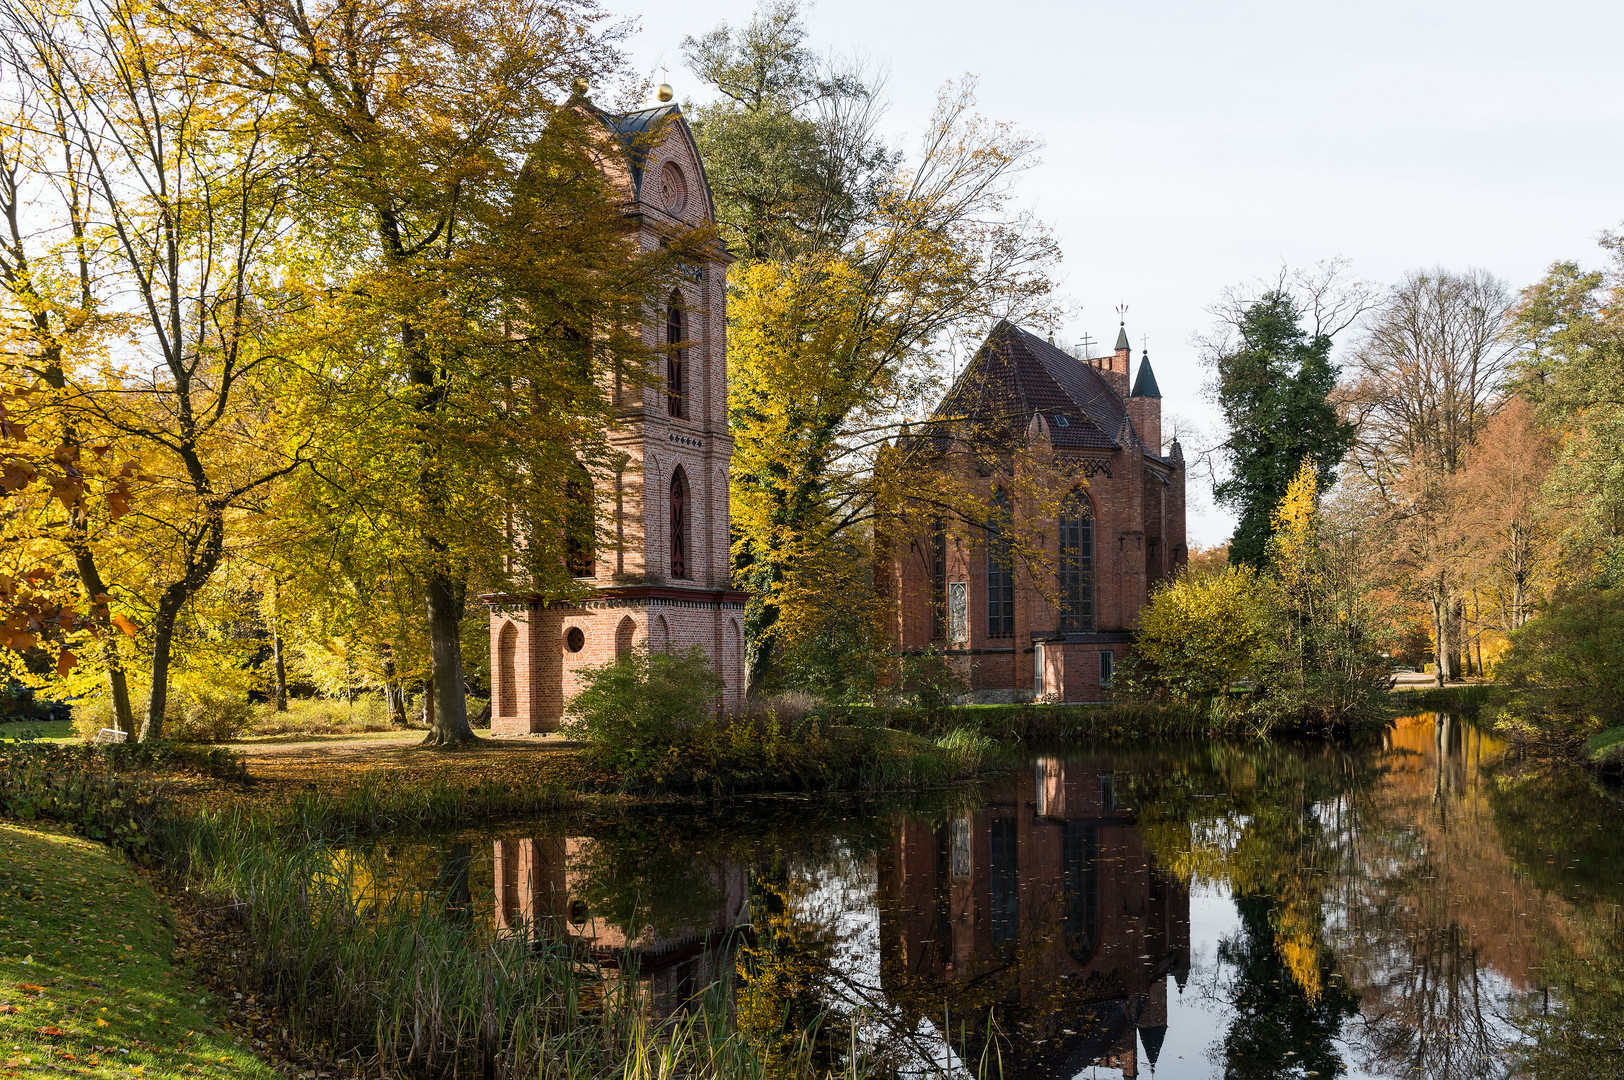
[886, 383, 1183, 703]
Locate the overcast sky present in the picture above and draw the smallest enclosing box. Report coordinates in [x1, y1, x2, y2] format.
[603, 0, 1624, 546]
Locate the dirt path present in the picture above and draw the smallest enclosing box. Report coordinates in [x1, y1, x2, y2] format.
[220, 729, 590, 792]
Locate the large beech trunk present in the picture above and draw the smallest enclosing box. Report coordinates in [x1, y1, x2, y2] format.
[422, 569, 474, 746]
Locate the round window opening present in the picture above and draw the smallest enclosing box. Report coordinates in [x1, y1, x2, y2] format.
[564, 627, 586, 653]
[659, 161, 687, 214]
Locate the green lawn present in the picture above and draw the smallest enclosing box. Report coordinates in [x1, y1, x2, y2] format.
[0, 822, 280, 1080]
[1584, 725, 1624, 767]
[0, 720, 77, 745]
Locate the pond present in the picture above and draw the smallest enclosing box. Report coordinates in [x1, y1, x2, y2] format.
[356, 714, 1624, 1079]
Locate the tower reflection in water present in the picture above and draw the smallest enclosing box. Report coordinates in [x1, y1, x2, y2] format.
[485, 756, 1189, 1079]
[490, 836, 749, 1017]
[879, 758, 1190, 1079]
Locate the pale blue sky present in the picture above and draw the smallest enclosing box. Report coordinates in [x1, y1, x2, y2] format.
[606, 0, 1624, 545]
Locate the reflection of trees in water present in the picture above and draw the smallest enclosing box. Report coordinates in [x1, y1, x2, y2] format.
[1214, 892, 1357, 1079]
[1131, 722, 1584, 1079]
[735, 856, 853, 1071]
[1140, 712, 1624, 1080]
[737, 844, 963, 1078]
[1349, 922, 1506, 1080]
[1325, 716, 1532, 1079]
[1487, 762, 1624, 1079]
[435, 842, 474, 926]
[562, 828, 725, 938]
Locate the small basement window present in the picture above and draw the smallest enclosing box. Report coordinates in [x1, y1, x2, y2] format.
[1099, 649, 1114, 687]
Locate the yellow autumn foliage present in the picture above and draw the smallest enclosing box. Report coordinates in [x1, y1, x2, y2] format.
[1132, 565, 1271, 704]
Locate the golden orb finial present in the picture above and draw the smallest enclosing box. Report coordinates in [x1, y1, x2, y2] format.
[656, 82, 674, 103]
[570, 76, 589, 97]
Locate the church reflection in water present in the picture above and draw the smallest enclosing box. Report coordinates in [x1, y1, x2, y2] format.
[486, 756, 1189, 1079]
[879, 758, 1190, 1079]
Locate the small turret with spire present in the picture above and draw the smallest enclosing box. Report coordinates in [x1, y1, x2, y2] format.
[1128, 347, 1163, 454]
[1087, 304, 1132, 396]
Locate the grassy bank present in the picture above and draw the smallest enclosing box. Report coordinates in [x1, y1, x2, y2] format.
[0, 821, 282, 1080]
[1, 737, 900, 1080]
[1390, 683, 1493, 717]
[830, 700, 1216, 742]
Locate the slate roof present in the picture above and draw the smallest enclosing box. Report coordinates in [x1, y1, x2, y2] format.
[599, 103, 678, 196]
[932, 320, 1130, 450]
[587, 101, 719, 223]
[1131, 351, 1162, 399]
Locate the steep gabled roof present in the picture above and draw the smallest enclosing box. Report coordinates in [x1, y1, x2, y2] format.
[931, 320, 1127, 450]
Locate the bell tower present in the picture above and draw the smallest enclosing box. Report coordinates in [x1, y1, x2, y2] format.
[484, 97, 745, 733]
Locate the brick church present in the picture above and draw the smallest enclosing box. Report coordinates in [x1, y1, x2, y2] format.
[883, 321, 1187, 703]
[485, 101, 746, 734]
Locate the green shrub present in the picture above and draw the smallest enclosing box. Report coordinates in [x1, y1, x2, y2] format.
[1397, 683, 1492, 716]
[565, 645, 848, 792]
[0, 680, 61, 721]
[841, 700, 1214, 741]
[0, 733, 244, 851]
[72, 682, 253, 743]
[1128, 565, 1270, 706]
[563, 646, 721, 778]
[561, 647, 992, 794]
[246, 694, 396, 737]
[895, 646, 971, 712]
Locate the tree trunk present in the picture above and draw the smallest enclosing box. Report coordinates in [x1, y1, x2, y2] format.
[381, 648, 408, 726]
[101, 642, 136, 737]
[742, 584, 779, 699]
[141, 603, 181, 741]
[1448, 597, 1465, 680]
[69, 545, 135, 734]
[422, 570, 473, 746]
[271, 580, 288, 711]
[1432, 590, 1450, 688]
[272, 634, 288, 711]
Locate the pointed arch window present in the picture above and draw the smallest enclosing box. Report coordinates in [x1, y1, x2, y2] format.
[987, 490, 1015, 638]
[669, 467, 691, 579]
[1058, 489, 1094, 633]
[929, 517, 947, 642]
[565, 461, 594, 577]
[666, 295, 685, 418]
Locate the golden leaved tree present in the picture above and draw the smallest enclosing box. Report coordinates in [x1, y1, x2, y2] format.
[728, 80, 1062, 695]
[0, 0, 304, 737]
[173, 0, 713, 744]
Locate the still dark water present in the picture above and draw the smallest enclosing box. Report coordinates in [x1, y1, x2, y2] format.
[361, 714, 1624, 1079]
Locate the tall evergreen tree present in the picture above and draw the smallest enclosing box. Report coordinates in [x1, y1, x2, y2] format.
[1213, 291, 1356, 567]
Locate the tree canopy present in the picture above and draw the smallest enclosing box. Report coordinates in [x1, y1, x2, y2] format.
[1211, 287, 1357, 568]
